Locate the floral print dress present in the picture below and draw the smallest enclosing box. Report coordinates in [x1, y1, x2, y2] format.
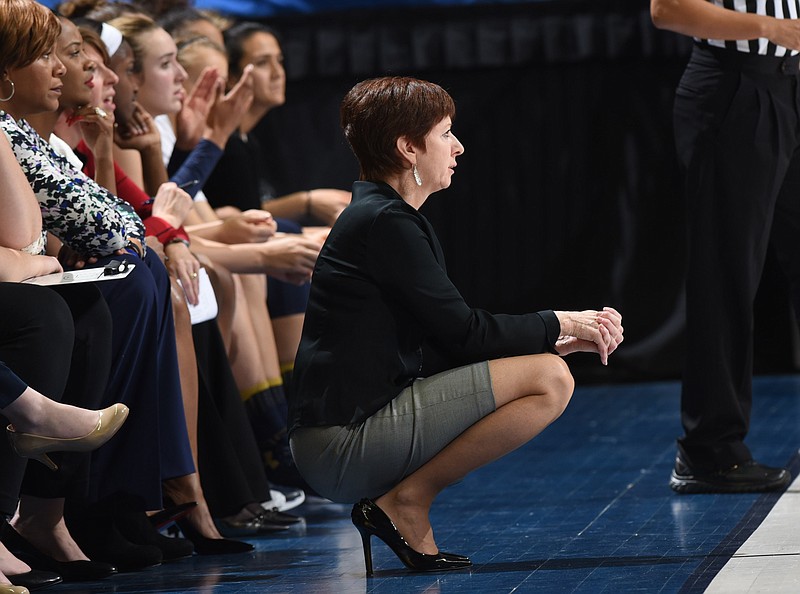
[0, 111, 145, 257]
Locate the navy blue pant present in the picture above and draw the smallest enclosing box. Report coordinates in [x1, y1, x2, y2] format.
[269, 218, 310, 317]
[88, 250, 194, 509]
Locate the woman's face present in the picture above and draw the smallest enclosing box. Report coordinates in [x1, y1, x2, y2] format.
[134, 27, 187, 116]
[182, 45, 228, 90]
[415, 117, 465, 193]
[56, 19, 95, 111]
[85, 45, 118, 116]
[238, 31, 285, 110]
[3, 45, 66, 118]
[109, 41, 137, 127]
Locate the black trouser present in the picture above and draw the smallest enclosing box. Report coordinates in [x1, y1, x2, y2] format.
[192, 320, 271, 517]
[0, 283, 111, 515]
[674, 44, 800, 470]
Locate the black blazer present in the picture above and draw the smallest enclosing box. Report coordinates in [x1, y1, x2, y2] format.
[289, 181, 560, 430]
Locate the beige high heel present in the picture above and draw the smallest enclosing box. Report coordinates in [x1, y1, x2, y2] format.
[6, 403, 129, 470]
[0, 585, 30, 594]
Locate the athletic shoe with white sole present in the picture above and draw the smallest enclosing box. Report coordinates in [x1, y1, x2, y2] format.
[262, 487, 305, 512]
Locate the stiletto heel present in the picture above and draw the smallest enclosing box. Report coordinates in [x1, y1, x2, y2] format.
[350, 499, 471, 576]
[29, 453, 57, 471]
[354, 525, 373, 576]
[6, 404, 129, 471]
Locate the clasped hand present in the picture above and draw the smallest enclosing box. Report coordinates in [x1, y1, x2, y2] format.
[553, 307, 624, 366]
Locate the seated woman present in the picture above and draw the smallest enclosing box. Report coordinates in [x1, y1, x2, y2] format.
[207, 21, 351, 227]
[288, 77, 624, 576]
[108, 11, 320, 490]
[0, 126, 127, 588]
[66, 18, 302, 534]
[209, 21, 342, 381]
[0, 0, 218, 569]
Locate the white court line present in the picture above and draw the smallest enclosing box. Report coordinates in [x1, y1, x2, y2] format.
[705, 469, 800, 593]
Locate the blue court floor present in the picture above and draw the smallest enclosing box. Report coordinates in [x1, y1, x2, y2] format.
[49, 375, 800, 593]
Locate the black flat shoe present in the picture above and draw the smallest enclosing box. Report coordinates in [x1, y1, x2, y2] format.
[669, 455, 791, 494]
[5, 569, 62, 590]
[175, 518, 254, 555]
[2, 523, 116, 582]
[351, 499, 471, 577]
[70, 520, 162, 572]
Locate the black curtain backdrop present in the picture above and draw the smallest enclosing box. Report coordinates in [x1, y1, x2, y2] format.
[252, 0, 799, 382]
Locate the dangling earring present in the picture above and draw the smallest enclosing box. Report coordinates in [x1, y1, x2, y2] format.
[412, 164, 422, 186]
[0, 79, 14, 102]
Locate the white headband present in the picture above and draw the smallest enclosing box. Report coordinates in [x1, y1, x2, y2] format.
[100, 23, 123, 57]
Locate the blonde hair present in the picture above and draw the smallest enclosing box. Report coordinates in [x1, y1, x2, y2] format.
[108, 12, 159, 74]
[177, 35, 225, 76]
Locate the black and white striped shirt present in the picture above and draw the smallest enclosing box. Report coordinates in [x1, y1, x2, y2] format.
[696, 0, 800, 56]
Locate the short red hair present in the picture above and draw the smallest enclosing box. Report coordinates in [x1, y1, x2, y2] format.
[340, 76, 455, 182]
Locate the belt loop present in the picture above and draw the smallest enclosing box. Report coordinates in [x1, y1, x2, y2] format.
[781, 55, 800, 75]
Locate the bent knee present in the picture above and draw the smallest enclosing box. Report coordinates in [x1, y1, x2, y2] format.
[540, 354, 574, 418]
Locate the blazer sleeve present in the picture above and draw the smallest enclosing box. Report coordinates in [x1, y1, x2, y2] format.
[366, 208, 558, 364]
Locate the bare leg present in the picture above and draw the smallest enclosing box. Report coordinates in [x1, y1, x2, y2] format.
[375, 354, 574, 554]
[162, 473, 224, 540]
[228, 275, 270, 393]
[1, 388, 102, 440]
[0, 542, 30, 578]
[171, 278, 199, 464]
[11, 496, 89, 562]
[271, 313, 304, 371]
[239, 274, 282, 380]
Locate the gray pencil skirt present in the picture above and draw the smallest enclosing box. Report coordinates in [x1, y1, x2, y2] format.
[289, 361, 496, 503]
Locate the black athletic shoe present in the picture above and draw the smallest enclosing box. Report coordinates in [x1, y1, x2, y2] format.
[669, 455, 791, 494]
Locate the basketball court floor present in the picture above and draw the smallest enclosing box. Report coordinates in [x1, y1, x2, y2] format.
[51, 376, 800, 593]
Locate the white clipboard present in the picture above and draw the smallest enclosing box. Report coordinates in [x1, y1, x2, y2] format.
[23, 263, 136, 286]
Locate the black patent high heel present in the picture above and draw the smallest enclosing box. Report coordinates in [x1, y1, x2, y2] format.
[350, 499, 471, 577]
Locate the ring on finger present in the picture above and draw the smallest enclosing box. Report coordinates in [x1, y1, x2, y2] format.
[93, 107, 108, 118]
